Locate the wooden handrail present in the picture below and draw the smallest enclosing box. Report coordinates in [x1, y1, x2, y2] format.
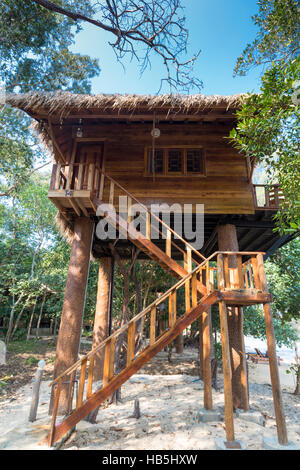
[96, 167, 206, 261]
[50, 250, 265, 387]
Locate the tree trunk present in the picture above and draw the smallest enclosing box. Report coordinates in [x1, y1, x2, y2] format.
[49, 217, 94, 415]
[294, 365, 300, 395]
[35, 292, 46, 339]
[294, 343, 300, 395]
[92, 257, 113, 382]
[11, 303, 27, 340]
[217, 224, 246, 410]
[27, 298, 37, 340]
[5, 293, 24, 344]
[175, 332, 184, 354]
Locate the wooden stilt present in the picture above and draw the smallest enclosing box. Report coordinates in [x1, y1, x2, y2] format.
[218, 224, 244, 409]
[257, 253, 288, 445]
[198, 318, 204, 379]
[263, 303, 288, 445]
[203, 308, 213, 410]
[219, 301, 235, 443]
[237, 307, 249, 411]
[92, 257, 113, 381]
[49, 217, 94, 415]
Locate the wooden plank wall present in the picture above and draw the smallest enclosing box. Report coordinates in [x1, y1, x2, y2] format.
[52, 122, 255, 215]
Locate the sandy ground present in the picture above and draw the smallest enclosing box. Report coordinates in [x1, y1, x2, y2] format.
[0, 347, 299, 451]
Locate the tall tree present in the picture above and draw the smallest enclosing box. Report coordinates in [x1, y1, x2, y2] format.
[230, 0, 300, 232]
[0, 0, 100, 93]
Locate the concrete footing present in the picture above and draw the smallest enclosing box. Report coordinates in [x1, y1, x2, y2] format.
[215, 438, 246, 450]
[263, 437, 300, 450]
[195, 408, 221, 423]
[236, 409, 265, 426]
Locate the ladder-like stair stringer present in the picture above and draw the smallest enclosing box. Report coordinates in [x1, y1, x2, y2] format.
[47, 250, 271, 447]
[94, 197, 207, 295]
[48, 290, 219, 446]
[92, 168, 206, 280]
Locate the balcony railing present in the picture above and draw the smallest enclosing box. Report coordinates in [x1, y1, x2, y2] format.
[253, 184, 284, 210]
[50, 162, 101, 193]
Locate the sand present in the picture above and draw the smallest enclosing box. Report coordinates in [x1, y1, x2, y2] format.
[0, 346, 299, 451]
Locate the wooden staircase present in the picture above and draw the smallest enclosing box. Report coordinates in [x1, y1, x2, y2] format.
[47, 250, 272, 447]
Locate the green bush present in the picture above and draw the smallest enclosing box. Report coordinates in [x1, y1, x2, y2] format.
[25, 356, 39, 366]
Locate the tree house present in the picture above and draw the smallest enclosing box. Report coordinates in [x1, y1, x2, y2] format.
[7, 91, 293, 448]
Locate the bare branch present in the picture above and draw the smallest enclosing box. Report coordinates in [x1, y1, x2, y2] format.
[31, 0, 202, 92]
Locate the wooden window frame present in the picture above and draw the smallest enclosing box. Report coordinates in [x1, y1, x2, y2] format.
[144, 145, 206, 177]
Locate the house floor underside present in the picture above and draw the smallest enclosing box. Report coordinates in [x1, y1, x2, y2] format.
[91, 211, 297, 260]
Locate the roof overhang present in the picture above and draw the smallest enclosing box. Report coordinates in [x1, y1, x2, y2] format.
[6, 91, 244, 123]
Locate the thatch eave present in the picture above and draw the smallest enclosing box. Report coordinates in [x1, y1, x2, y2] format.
[5, 91, 246, 120]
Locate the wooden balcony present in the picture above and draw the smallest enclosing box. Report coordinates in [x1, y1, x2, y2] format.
[253, 184, 284, 210]
[49, 163, 101, 217]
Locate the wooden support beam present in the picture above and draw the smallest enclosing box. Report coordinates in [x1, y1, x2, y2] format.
[237, 307, 249, 411]
[47, 120, 66, 164]
[263, 303, 288, 445]
[203, 308, 213, 410]
[219, 301, 235, 442]
[257, 253, 288, 444]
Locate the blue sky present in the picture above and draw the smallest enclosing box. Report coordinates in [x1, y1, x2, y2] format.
[71, 0, 264, 96]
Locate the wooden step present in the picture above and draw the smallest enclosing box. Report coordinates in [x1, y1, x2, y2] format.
[47, 291, 218, 447]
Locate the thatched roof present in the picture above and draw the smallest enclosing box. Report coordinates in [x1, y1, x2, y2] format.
[6, 91, 244, 119]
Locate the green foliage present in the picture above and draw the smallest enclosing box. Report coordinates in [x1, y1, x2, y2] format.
[264, 238, 300, 322]
[231, 0, 300, 232]
[214, 341, 223, 365]
[25, 356, 39, 366]
[286, 363, 300, 376]
[241, 239, 300, 346]
[234, 0, 299, 75]
[243, 305, 298, 347]
[0, 0, 100, 93]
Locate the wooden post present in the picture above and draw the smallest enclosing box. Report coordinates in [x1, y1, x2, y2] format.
[198, 317, 204, 380]
[263, 303, 288, 445]
[219, 301, 235, 443]
[237, 307, 249, 411]
[92, 257, 114, 382]
[49, 217, 94, 415]
[257, 254, 288, 444]
[203, 308, 213, 410]
[29, 360, 45, 422]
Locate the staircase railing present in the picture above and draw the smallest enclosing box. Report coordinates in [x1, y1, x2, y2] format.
[48, 250, 266, 446]
[50, 163, 205, 266]
[96, 167, 206, 265]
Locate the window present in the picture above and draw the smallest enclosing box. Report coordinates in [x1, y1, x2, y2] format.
[149, 149, 164, 174]
[145, 147, 205, 177]
[186, 149, 204, 174]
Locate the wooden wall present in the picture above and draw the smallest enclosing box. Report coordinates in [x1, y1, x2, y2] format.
[52, 121, 255, 215]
